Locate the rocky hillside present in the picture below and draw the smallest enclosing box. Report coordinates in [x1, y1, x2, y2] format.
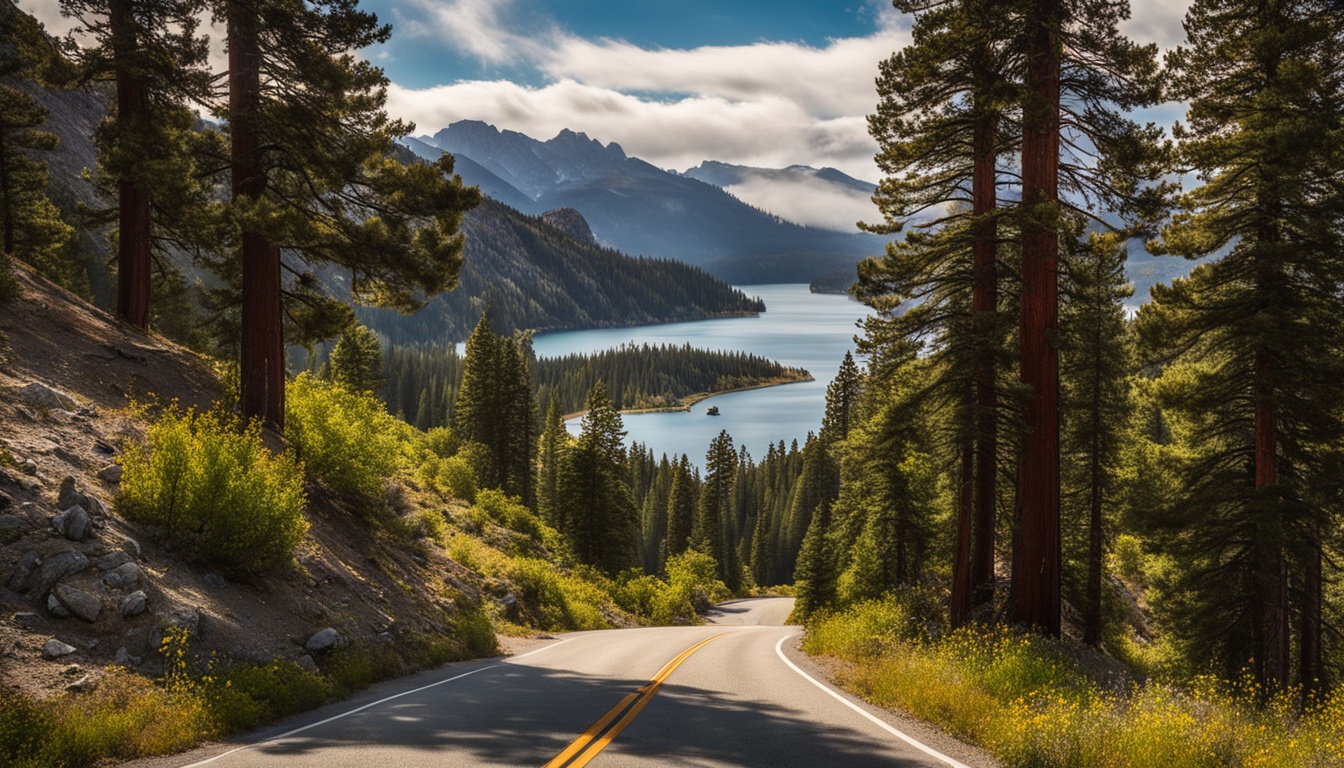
[0, 261, 499, 700]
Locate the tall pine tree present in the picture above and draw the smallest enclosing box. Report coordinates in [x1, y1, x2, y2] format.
[1140, 0, 1344, 689]
[61, 0, 214, 330]
[215, 0, 478, 429]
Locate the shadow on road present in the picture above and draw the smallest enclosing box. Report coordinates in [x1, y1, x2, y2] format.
[234, 659, 929, 767]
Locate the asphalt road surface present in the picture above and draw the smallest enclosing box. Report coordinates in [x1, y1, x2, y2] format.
[152, 598, 988, 768]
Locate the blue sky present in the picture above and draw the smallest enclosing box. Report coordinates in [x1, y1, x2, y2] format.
[24, 0, 1192, 229]
[358, 0, 884, 89]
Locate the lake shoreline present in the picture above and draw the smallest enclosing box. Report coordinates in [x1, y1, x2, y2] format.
[562, 373, 815, 422]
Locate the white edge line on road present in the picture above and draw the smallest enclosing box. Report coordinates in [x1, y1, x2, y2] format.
[504, 636, 575, 662]
[774, 634, 972, 768]
[178, 663, 501, 768]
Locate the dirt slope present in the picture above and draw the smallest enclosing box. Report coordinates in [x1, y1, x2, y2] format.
[0, 261, 488, 699]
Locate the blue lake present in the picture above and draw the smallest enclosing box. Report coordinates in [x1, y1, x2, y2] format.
[530, 284, 873, 468]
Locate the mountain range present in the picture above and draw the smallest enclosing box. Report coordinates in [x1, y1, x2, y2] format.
[404, 121, 888, 284]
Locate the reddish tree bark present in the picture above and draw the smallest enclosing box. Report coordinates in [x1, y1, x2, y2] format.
[1254, 349, 1289, 686]
[229, 0, 284, 430]
[110, 0, 150, 330]
[971, 106, 999, 610]
[1012, 0, 1062, 637]
[1301, 520, 1323, 695]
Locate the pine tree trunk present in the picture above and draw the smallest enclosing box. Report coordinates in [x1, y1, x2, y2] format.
[111, 0, 150, 330]
[1013, 0, 1062, 636]
[951, 438, 974, 626]
[230, 0, 284, 430]
[1301, 521, 1323, 695]
[972, 105, 999, 610]
[1254, 348, 1289, 686]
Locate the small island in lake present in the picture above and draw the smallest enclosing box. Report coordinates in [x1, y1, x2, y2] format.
[706, 406, 720, 416]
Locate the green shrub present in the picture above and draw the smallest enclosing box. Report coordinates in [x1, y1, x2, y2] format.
[0, 691, 49, 768]
[451, 607, 499, 657]
[118, 406, 308, 571]
[209, 661, 333, 730]
[421, 426, 456, 457]
[420, 454, 477, 502]
[286, 374, 409, 499]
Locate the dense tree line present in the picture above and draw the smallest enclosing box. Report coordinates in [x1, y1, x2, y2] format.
[533, 344, 809, 416]
[378, 336, 810, 430]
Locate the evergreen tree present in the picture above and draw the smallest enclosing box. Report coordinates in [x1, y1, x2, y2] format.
[1010, 0, 1167, 637]
[860, 0, 1019, 627]
[1140, 0, 1344, 689]
[664, 454, 697, 560]
[0, 85, 71, 280]
[1059, 231, 1133, 646]
[537, 398, 567, 528]
[455, 315, 503, 484]
[328, 324, 383, 394]
[60, 0, 214, 330]
[697, 430, 740, 590]
[453, 315, 535, 500]
[215, 0, 479, 429]
[557, 382, 636, 574]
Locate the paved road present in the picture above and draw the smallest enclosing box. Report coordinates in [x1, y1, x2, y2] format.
[157, 598, 987, 768]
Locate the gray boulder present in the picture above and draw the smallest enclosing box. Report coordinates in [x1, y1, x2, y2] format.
[14, 611, 38, 627]
[42, 639, 77, 660]
[95, 551, 132, 572]
[47, 594, 70, 618]
[31, 551, 90, 597]
[51, 505, 92, 541]
[203, 573, 227, 589]
[57, 479, 104, 518]
[97, 464, 123, 483]
[6, 551, 41, 591]
[103, 562, 142, 591]
[120, 590, 147, 617]
[297, 654, 320, 674]
[16, 382, 76, 411]
[304, 627, 343, 653]
[54, 584, 102, 623]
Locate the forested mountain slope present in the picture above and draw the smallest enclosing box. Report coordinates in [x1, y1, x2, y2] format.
[356, 198, 765, 344]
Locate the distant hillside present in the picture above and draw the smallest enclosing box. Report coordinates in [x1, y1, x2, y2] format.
[408, 121, 888, 283]
[681, 160, 878, 234]
[355, 198, 765, 344]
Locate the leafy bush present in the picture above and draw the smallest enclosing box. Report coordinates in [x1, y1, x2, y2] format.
[118, 406, 308, 571]
[420, 454, 477, 502]
[286, 373, 409, 499]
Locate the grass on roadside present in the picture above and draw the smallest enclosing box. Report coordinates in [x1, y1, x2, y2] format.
[805, 598, 1344, 768]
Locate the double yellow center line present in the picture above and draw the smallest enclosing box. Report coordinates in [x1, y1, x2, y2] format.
[542, 632, 729, 768]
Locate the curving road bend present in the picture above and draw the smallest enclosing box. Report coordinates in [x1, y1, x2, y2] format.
[143, 598, 991, 768]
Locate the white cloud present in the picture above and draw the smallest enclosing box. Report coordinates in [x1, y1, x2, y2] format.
[384, 1, 908, 182]
[1121, 0, 1194, 51]
[724, 177, 878, 232]
[401, 0, 559, 66]
[388, 79, 881, 181]
[542, 31, 907, 119]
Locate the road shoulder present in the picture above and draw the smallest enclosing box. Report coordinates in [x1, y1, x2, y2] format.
[777, 634, 1001, 768]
